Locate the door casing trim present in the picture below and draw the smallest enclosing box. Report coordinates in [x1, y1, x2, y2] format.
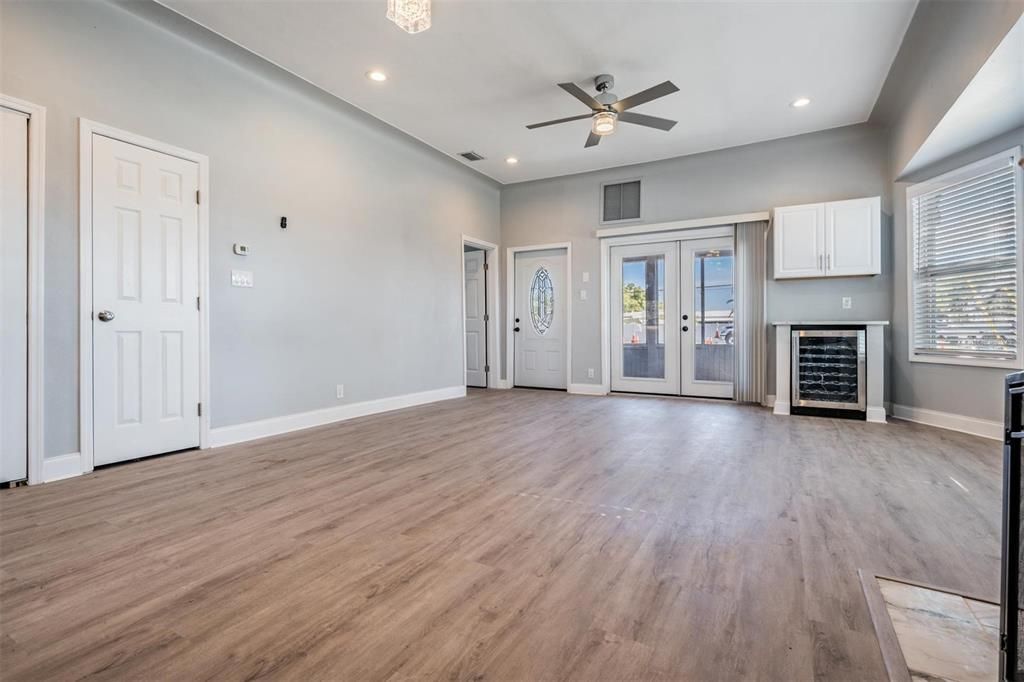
[78, 118, 211, 476]
[461, 235, 500, 389]
[1, 94, 46, 485]
[505, 242, 572, 391]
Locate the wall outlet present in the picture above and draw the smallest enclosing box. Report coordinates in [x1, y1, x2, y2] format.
[231, 270, 254, 287]
[582, 271, 590, 283]
[580, 289, 588, 301]
[336, 384, 345, 399]
[842, 296, 852, 310]
[587, 368, 595, 379]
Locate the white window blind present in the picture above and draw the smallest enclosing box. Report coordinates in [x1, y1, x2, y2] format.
[909, 149, 1022, 365]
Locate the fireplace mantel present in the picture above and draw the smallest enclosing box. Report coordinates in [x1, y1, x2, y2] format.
[771, 321, 888, 424]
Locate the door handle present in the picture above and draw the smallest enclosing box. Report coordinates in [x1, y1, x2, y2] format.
[681, 325, 689, 332]
[827, 253, 832, 270]
[97, 310, 115, 322]
[681, 314, 689, 321]
[514, 327, 520, 332]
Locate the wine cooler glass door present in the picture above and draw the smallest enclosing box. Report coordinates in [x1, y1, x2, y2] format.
[791, 330, 866, 410]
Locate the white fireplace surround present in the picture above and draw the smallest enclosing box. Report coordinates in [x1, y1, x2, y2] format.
[772, 321, 889, 424]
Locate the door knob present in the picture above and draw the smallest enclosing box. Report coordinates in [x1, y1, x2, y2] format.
[97, 310, 115, 322]
[681, 325, 689, 332]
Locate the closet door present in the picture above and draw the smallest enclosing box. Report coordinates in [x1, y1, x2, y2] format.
[1, 106, 29, 483]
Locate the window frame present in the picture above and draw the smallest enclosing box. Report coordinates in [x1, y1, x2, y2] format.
[599, 177, 644, 225]
[905, 146, 1024, 369]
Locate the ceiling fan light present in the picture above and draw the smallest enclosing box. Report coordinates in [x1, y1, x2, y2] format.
[592, 111, 617, 136]
[386, 0, 431, 34]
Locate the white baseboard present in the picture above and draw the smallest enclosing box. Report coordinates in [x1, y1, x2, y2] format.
[866, 406, 887, 424]
[773, 400, 791, 415]
[209, 385, 466, 448]
[891, 404, 1001, 441]
[494, 379, 511, 389]
[764, 394, 776, 408]
[41, 452, 83, 483]
[568, 383, 608, 396]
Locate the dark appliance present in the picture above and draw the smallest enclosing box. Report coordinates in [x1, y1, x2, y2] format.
[1001, 370, 1024, 679]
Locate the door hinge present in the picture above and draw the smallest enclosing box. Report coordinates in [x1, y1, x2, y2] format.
[484, 365, 490, 373]
[196, 296, 201, 311]
[483, 262, 489, 271]
[196, 190, 201, 205]
[198, 402, 202, 417]
[484, 314, 489, 322]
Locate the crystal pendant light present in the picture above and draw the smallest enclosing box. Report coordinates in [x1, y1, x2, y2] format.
[387, 0, 431, 34]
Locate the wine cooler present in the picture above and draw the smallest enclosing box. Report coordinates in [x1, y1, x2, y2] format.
[790, 328, 866, 418]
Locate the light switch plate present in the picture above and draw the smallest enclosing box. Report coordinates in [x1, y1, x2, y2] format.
[582, 271, 590, 283]
[231, 270, 254, 287]
[580, 289, 588, 301]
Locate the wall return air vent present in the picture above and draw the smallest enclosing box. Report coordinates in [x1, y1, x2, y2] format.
[458, 151, 485, 162]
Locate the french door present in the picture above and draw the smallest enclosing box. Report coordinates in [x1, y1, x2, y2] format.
[611, 237, 735, 398]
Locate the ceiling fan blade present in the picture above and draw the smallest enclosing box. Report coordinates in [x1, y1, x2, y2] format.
[585, 132, 601, 148]
[558, 82, 603, 111]
[612, 81, 680, 112]
[617, 111, 677, 131]
[526, 113, 594, 130]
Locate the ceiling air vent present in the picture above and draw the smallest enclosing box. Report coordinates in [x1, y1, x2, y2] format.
[458, 151, 485, 162]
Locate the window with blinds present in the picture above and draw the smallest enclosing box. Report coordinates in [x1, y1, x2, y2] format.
[908, 148, 1022, 366]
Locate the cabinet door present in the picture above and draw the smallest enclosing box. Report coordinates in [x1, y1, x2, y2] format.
[825, 196, 880, 276]
[773, 203, 825, 279]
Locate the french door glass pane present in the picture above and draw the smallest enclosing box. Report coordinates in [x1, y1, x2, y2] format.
[693, 248, 734, 382]
[622, 255, 665, 378]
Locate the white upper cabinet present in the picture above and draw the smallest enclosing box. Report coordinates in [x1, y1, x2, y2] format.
[774, 203, 826, 278]
[773, 196, 880, 279]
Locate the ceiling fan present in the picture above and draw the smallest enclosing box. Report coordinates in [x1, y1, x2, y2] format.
[526, 74, 679, 148]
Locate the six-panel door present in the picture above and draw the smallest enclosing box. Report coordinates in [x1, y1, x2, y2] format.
[92, 134, 201, 466]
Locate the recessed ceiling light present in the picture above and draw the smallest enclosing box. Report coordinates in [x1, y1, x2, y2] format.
[791, 97, 811, 108]
[366, 70, 388, 82]
[505, 157, 519, 165]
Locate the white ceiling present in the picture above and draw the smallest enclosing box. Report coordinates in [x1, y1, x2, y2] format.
[160, 0, 918, 184]
[902, 14, 1024, 178]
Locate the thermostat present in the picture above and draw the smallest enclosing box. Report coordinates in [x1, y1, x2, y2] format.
[233, 243, 250, 256]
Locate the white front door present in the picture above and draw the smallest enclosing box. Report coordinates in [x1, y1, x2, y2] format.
[1, 107, 28, 483]
[610, 237, 735, 399]
[464, 249, 487, 388]
[514, 249, 567, 389]
[610, 242, 680, 395]
[92, 134, 201, 466]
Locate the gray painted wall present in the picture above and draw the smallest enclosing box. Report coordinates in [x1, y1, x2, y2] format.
[889, 127, 1024, 421]
[2, 0, 500, 458]
[499, 123, 892, 391]
[873, 0, 1023, 422]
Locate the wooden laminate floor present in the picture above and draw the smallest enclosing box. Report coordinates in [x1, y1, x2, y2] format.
[0, 389, 1002, 681]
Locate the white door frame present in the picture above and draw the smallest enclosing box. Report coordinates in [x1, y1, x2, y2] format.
[461, 235, 500, 389]
[600, 225, 733, 394]
[79, 119, 211, 474]
[1, 94, 45, 485]
[505, 242, 572, 391]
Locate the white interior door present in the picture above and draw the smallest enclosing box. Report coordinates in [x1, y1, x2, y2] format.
[1, 107, 28, 483]
[681, 238, 735, 398]
[514, 249, 566, 389]
[610, 243, 680, 394]
[92, 134, 201, 466]
[464, 248, 487, 388]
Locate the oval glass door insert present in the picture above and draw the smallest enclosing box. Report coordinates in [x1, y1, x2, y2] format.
[530, 267, 554, 335]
